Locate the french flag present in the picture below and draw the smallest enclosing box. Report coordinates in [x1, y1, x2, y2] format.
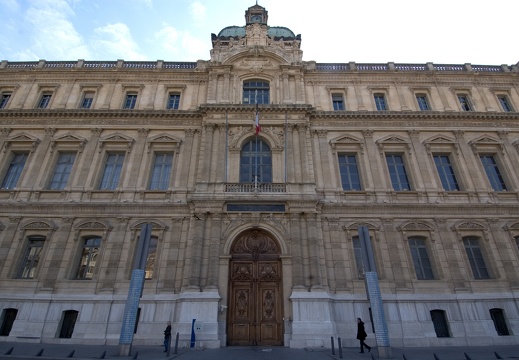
[255, 105, 261, 135]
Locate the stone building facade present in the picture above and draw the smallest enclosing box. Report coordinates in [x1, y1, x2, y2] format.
[0, 3, 518, 349]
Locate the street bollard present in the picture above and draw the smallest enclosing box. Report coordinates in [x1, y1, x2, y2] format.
[174, 332, 180, 355]
[331, 336, 335, 355]
[338, 337, 343, 359]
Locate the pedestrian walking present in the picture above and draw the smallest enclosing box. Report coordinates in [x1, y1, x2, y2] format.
[163, 321, 172, 352]
[356, 318, 371, 353]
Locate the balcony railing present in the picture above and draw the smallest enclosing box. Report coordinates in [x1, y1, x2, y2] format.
[226, 183, 286, 193]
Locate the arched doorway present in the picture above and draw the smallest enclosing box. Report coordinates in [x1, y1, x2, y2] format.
[227, 229, 283, 346]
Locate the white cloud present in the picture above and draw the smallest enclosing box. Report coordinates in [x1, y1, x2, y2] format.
[155, 23, 208, 61]
[17, 0, 90, 60]
[0, 0, 19, 12]
[93, 23, 147, 60]
[190, 1, 206, 24]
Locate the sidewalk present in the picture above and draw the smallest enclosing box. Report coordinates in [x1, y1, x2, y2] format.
[0, 341, 518, 360]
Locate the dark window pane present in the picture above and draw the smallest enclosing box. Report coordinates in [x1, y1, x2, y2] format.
[239, 139, 272, 183]
[338, 154, 361, 190]
[463, 237, 489, 279]
[1, 153, 28, 189]
[99, 153, 125, 190]
[433, 155, 459, 191]
[480, 155, 506, 191]
[386, 154, 410, 190]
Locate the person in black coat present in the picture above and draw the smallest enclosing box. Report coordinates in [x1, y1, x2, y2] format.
[356, 318, 372, 353]
[163, 321, 172, 352]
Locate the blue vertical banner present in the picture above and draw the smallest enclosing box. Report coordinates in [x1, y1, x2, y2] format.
[190, 318, 196, 348]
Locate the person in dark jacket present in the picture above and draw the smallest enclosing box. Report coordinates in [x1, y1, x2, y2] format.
[356, 318, 372, 353]
[163, 321, 172, 352]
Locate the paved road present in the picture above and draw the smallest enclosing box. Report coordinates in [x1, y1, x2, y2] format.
[0, 342, 518, 360]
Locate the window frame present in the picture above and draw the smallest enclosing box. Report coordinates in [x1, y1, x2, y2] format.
[385, 153, 411, 191]
[407, 236, 435, 280]
[332, 93, 345, 111]
[479, 154, 507, 191]
[497, 95, 514, 112]
[430, 310, 451, 338]
[1, 152, 29, 190]
[415, 94, 431, 111]
[123, 92, 138, 109]
[373, 93, 388, 111]
[242, 79, 270, 105]
[148, 152, 174, 190]
[457, 94, 473, 111]
[0, 92, 12, 109]
[18, 236, 46, 279]
[462, 236, 490, 280]
[98, 152, 126, 190]
[239, 138, 273, 183]
[166, 93, 181, 110]
[75, 236, 102, 280]
[80, 91, 95, 109]
[433, 154, 460, 191]
[37, 93, 53, 109]
[47, 151, 77, 190]
[337, 153, 362, 191]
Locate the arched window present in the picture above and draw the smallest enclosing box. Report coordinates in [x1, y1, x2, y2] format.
[243, 80, 269, 104]
[240, 138, 272, 183]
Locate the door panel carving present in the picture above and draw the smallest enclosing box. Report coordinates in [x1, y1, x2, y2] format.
[228, 230, 282, 346]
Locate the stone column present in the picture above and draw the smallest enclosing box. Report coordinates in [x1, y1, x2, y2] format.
[407, 130, 427, 191]
[41, 217, 73, 289]
[0, 128, 12, 153]
[178, 129, 196, 189]
[498, 130, 519, 189]
[454, 130, 485, 191]
[222, 73, 230, 103]
[206, 213, 222, 289]
[100, 80, 116, 109]
[75, 128, 102, 189]
[290, 213, 305, 289]
[353, 80, 367, 111]
[297, 124, 312, 184]
[306, 213, 323, 289]
[286, 124, 295, 183]
[394, 81, 410, 111]
[362, 129, 384, 190]
[100, 217, 127, 290]
[382, 219, 409, 289]
[127, 128, 149, 189]
[186, 213, 206, 290]
[315, 129, 332, 189]
[209, 123, 221, 183]
[22, 127, 54, 189]
[162, 217, 185, 291]
[434, 218, 466, 290]
[198, 124, 215, 184]
[327, 219, 348, 290]
[283, 73, 290, 103]
[56, 82, 73, 109]
[215, 124, 227, 183]
[0, 217, 21, 277]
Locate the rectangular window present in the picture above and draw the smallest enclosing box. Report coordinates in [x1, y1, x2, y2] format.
[458, 95, 472, 111]
[18, 237, 45, 279]
[430, 310, 450, 338]
[99, 153, 125, 190]
[338, 154, 361, 190]
[145, 236, 158, 279]
[386, 154, 411, 190]
[243, 80, 270, 104]
[0, 308, 18, 336]
[480, 155, 507, 191]
[497, 95, 513, 112]
[80, 92, 94, 109]
[76, 237, 101, 279]
[433, 155, 460, 191]
[0, 93, 12, 109]
[374, 94, 387, 111]
[490, 308, 510, 336]
[1, 152, 28, 189]
[408, 237, 434, 280]
[332, 94, 345, 111]
[48, 152, 76, 190]
[149, 153, 173, 190]
[463, 237, 490, 279]
[167, 93, 180, 109]
[416, 94, 430, 111]
[38, 94, 52, 109]
[124, 93, 137, 109]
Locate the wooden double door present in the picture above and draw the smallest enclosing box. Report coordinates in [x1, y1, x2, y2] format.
[228, 230, 283, 346]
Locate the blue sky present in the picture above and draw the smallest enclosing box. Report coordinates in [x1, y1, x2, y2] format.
[0, 0, 517, 65]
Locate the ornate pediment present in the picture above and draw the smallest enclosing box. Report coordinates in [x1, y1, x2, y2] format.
[75, 220, 112, 231]
[399, 221, 434, 231]
[3, 132, 41, 153]
[130, 220, 168, 231]
[423, 135, 456, 145]
[50, 133, 88, 153]
[451, 221, 487, 231]
[98, 132, 135, 152]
